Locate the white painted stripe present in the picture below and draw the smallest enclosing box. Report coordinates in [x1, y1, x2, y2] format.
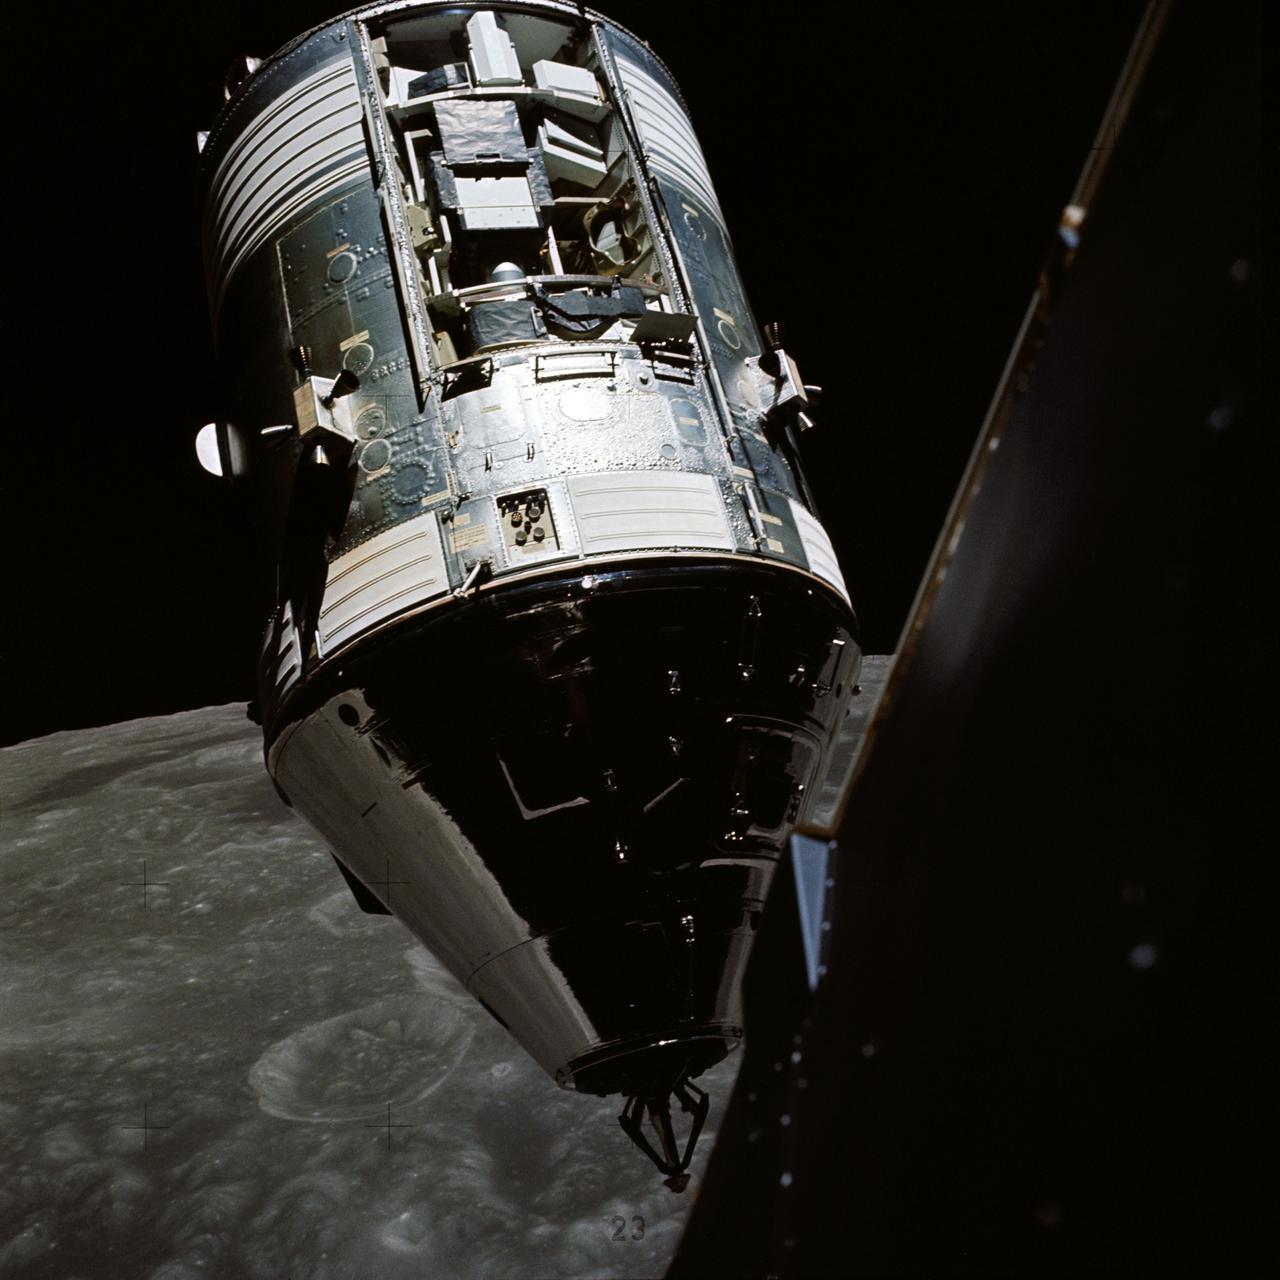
[568, 471, 734, 552]
[205, 59, 366, 301]
[208, 62, 350, 199]
[616, 57, 724, 225]
[789, 500, 849, 603]
[275, 601, 303, 693]
[224, 157, 367, 298]
[210, 65, 357, 239]
[318, 512, 449, 651]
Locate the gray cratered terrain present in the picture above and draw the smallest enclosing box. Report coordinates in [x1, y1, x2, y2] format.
[0, 705, 743, 1279]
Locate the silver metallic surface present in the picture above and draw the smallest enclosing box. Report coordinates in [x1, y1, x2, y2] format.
[200, 2, 862, 1154]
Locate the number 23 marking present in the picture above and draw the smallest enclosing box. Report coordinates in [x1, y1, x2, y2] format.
[611, 1214, 645, 1240]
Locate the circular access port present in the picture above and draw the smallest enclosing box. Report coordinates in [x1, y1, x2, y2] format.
[343, 342, 374, 376]
[327, 251, 358, 284]
[358, 438, 391, 473]
[683, 208, 708, 242]
[355, 405, 386, 439]
[559, 387, 612, 422]
[717, 317, 743, 351]
[391, 464, 430, 502]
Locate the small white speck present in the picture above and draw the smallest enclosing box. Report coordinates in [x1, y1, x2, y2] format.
[861, 1042, 876, 1059]
[781, 1114, 791, 1126]
[780, 1171, 793, 1188]
[790, 1050, 802, 1065]
[1129, 942, 1158, 970]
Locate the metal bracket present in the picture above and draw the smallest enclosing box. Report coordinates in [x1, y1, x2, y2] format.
[618, 1075, 710, 1194]
[533, 347, 617, 382]
[440, 356, 495, 399]
[747, 345, 817, 434]
[292, 376, 357, 448]
[453, 557, 492, 598]
[738, 481, 767, 548]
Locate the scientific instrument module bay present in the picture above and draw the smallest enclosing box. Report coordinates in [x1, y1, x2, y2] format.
[198, 1, 861, 1187]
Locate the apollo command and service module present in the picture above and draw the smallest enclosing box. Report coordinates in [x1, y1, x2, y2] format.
[196, 1, 860, 1189]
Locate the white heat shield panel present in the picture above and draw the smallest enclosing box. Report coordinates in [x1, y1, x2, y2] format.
[205, 58, 365, 308]
[318, 512, 449, 653]
[615, 57, 725, 227]
[567, 471, 735, 553]
[789, 500, 850, 603]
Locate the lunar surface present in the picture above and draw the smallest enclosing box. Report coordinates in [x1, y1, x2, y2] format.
[0, 705, 746, 1279]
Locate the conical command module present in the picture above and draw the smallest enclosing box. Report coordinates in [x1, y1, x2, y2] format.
[197, 0, 862, 1188]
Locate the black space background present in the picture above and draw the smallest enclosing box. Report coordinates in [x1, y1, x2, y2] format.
[2, 0, 1160, 747]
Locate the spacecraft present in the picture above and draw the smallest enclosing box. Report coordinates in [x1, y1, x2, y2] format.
[197, 1, 861, 1189]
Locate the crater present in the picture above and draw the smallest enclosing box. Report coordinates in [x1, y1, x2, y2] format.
[249, 993, 472, 1121]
